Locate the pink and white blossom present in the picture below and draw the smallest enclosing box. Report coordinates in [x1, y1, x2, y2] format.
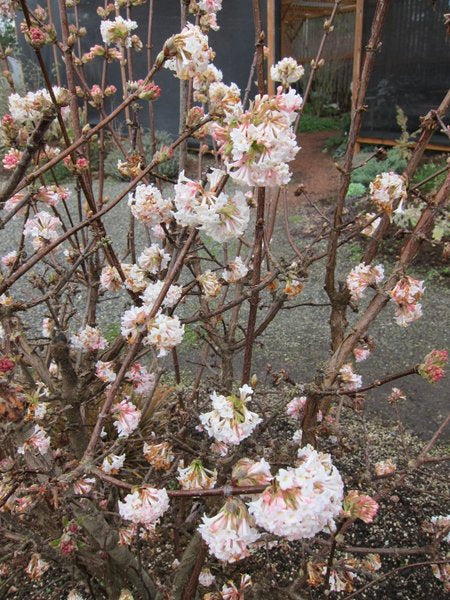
[144, 313, 185, 356]
[222, 256, 248, 283]
[118, 485, 170, 528]
[125, 362, 155, 395]
[100, 16, 138, 47]
[102, 453, 126, 474]
[24, 211, 61, 250]
[18, 424, 50, 456]
[113, 400, 141, 437]
[248, 445, 343, 540]
[369, 172, 407, 217]
[346, 263, 384, 302]
[198, 497, 260, 562]
[286, 395, 307, 418]
[177, 458, 217, 490]
[95, 360, 116, 383]
[231, 457, 273, 487]
[339, 364, 362, 391]
[199, 385, 262, 446]
[71, 326, 107, 352]
[128, 184, 172, 226]
[271, 57, 304, 87]
[138, 244, 170, 274]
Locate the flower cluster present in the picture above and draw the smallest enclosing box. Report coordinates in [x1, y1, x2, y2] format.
[271, 57, 304, 88]
[17, 424, 51, 455]
[418, 349, 448, 383]
[248, 445, 343, 540]
[199, 384, 262, 447]
[138, 244, 170, 274]
[374, 459, 396, 477]
[177, 458, 217, 490]
[8, 87, 70, 124]
[215, 87, 302, 187]
[163, 24, 214, 80]
[128, 184, 172, 226]
[143, 441, 174, 470]
[343, 490, 379, 523]
[231, 457, 273, 487]
[102, 453, 125, 475]
[222, 257, 248, 283]
[118, 486, 170, 529]
[71, 325, 107, 352]
[173, 169, 250, 242]
[113, 400, 141, 438]
[339, 363, 362, 391]
[24, 211, 61, 251]
[125, 362, 155, 395]
[286, 395, 307, 418]
[100, 16, 138, 48]
[26, 554, 50, 581]
[198, 497, 260, 562]
[369, 172, 407, 217]
[389, 276, 425, 327]
[346, 263, 384, 302]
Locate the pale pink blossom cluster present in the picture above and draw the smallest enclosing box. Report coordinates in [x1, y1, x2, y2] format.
[172, 169, 250, 242]
[113, 399, 141, 437]
[122, 263, 147, 293]
[118, 485, 170, 529]
[138, 244, 170, 274]
[219, 574, 252, 600]
[286, 395, 307, 418]
[353, 342, 371, 362]
[125, 362, 155, 395]
[95, 360, 116, 383]
[163, 23, 214, 80]
[339, 363, 362, 391]
[222, 256, 248, 283]
[8, 87, 70, 123]
[199, 384, 262, 447]
[271, 57, 304, 88]
[71, 325, 107, 352]
[177, 458, 217, 489]
[389, 276, 425, 326]
[231, 457, 273, 487]
[343, 490, 379, 523]
[248, 445, 343, 540]
[34, 185, 70, 207]
[128, 184, 172, 226]
[73, 477, 95, 496]
[102, 453, 126, 474]
[198, 497, 260, 562]
[144, 313, 185, 356]
[418, 349, 448, 383]
[198, 567, 216, 587]
[346, 263, 384, 302]
[17, 424, 51, 455]
[100, 265, 122, 291]
[369, 171, 407, 217]
[141, 280, 182, 310]
[1, 251, 17, 268]
[23, 211, 61, 250]
[214, 87, 302, 187]
[100, 16, 138, 47]
[193, 64, 222, 103]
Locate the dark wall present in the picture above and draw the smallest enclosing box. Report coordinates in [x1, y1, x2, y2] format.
[360, 0, 450, 146]
[20, 0, 269, 137]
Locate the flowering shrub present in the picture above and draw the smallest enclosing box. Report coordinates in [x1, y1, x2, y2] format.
[0, 0, 448, 599]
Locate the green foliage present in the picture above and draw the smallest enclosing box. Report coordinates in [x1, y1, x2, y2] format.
[182, 325, 198, 349]
[298, 112, 343, 133]
[350, 147, 407, 187]
[104, 130, 180, 181]
[346, 182, 366, 199]
[348, 242, 363, 263]
[104, 322, 121, 344]
[411, 158, 447, 193]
